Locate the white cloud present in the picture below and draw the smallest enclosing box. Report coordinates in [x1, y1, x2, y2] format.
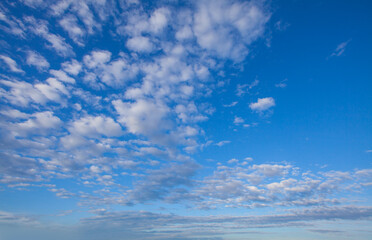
[223, 101, 238, 107]
[113, 99, 169, 137]
[0, 76, 69, 106]
[236, 79, 259, 96]
[0, 11, 26, 37]
[61, 59, 82, 76]
[126, 36, 154, 53]
[73, 1, 100, 34]
[0, 79, 47, 106]
[129, 160, 199, 203]
[26, 51, 50, 71]
[250, 164, 291, 177]
[0, 109, 28, 119]
[25, 16, 74, 57]
[50, 69, 75, 84]
[83, 50, 111, 68]
[69, 115, 123, 138]
[175, 25, 193, 41]
[100, 58, 139, 87]
[21, 0, 45, 8]
[193, 0, 269, 61]
[49, 188, 75, 199]
[35, 77, 69, 104]
[0, 55, 24, 73]
[234, 116, 244, 125]
[228, 158, 239, 164]
[59, 14, 85, 45]
[14, 111, 62, 136]
[149, 7, 169, 34]
[215, 140, 231, 147]
[249, 97, 275, 112]
[83, 50, 138, 87]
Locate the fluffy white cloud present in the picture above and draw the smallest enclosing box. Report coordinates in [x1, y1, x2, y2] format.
[149, 7, 169, 34]
[193, 0, 269, 61]
[35, 77, 69, 104]
[82, 50, 138, 87]
[26, 51, 50, 71]
[113, 99, 169, 137]
[0, 76, 69, 106]
[249, 97, 275, 112]
[83, 50, 110, 68]
[69, 115, 123, 138]
[126, 36, 154, 53]
[13, 111, 61, 136]
[61, 59, 82, 76]
[0, 79, 47, 106]
[234, 116, 244, 124]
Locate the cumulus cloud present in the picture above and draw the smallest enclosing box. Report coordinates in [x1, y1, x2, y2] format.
[82, 50, 138, 87]
[0, 79, 47, 106]
[68, 115, 123, 138]
[0, 3, 368, 238]
[193, 0, 269, 61]
[61, 59, 82, 76]
[249, 97, 275, 112]
[113, 99, 170, 142]
[126, 36, 154, 53]
[13, 111, 62, 136]
[234, 116, 244, 125]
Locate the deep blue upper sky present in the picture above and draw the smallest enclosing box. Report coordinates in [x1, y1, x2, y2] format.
[0, 0, 371, 239]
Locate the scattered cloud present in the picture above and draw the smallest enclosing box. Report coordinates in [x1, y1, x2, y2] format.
[0, 2, 369, 239]
[223, 101, 238, 107]
[236, 79, 259, 96]
[275, 78, 288, 88]
[234, 116, 244, 125]
[215, 140, 231, 147]
[25, 16, 74, 57]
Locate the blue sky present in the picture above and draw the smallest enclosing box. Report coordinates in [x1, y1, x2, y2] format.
[0, 0, 371, 239]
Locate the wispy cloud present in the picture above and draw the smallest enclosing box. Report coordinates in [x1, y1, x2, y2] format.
[330, 40, 351, 57]
[0, 55, 24, 73]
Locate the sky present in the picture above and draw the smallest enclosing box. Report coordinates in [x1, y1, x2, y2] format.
[0, 0, 371, 239]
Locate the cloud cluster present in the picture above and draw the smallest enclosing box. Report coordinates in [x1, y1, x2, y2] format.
[0, 2, 370, 239]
